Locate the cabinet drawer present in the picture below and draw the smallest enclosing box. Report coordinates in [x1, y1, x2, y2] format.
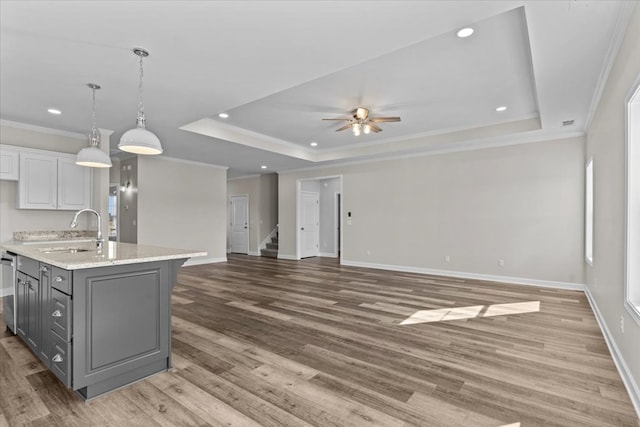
[50, 330, 71, 388]
[17, 256, 39, 278]
[51, 267, 71, 295]
[51, 289, 72, 341]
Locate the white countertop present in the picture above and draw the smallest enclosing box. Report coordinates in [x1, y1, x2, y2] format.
[1, 241, 207, 270]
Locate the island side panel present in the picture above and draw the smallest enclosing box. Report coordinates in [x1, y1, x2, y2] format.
[72, 260, 171, 397]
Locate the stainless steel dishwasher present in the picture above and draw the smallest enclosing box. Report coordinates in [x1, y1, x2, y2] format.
[1, 251, 17, 334]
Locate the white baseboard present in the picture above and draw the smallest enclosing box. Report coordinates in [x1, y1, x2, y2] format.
[248, 251, 261, 256]
[0, 288, 13, 298]
[585, 289, 640, 418]
[277, 254, 299, 260]
[340, 259, 586, 291]
[184, 256, 227, 266]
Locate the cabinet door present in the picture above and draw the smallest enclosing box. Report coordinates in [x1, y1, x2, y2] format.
[25, 275, 40, 354]
[0, 147, 19, 181]
[16, 271, 28, 339]
[18, 152, 57, 209]
[39, 265, 52, 367]
[58, 157, 91, 210]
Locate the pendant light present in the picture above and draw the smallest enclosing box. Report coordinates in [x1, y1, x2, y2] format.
[76, 83, 113, 168]
[118, 47, 163, 155]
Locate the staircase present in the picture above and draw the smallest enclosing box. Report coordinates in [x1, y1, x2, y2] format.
[260, 234, 278, 258]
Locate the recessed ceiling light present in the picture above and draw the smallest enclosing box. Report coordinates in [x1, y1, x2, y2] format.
[496, 106, 507, 112]
[261, 165, 267, 169]
[310, 142, 318, 147]
[218, 112, 229, 118]
[48, 108, 62, 115]
[457, 28, 474, 38]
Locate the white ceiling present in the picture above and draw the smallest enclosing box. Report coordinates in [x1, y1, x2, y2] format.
[0, 1, 632, 177]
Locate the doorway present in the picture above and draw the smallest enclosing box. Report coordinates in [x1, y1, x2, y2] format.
[296, 176, 343, 260]
[230, 195, 249, 254]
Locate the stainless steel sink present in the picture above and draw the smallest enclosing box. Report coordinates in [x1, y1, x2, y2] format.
[40, 247, 91, 254]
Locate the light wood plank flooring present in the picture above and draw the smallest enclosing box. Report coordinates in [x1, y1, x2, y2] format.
[1, 255, 638, 426]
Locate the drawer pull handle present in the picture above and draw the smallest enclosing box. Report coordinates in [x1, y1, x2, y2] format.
[52, 354, 63, 363]
[52, 310, 62, 318]
[54, 276, 63, 282]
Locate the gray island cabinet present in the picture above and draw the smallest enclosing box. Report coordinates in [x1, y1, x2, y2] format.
[6, 241, 206, 400]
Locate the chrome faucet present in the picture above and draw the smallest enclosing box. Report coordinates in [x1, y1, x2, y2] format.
[70, 208, 103, 249]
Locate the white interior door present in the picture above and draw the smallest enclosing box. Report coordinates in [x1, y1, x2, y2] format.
[230, 195, 248, 254]
[300, 191, 319, 258]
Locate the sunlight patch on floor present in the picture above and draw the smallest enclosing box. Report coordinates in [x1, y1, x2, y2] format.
[399, 301, 540, 325]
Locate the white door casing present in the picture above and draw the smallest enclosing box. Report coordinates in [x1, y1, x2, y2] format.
[230, 195, 249, 254]
[300, 191, 319, 258]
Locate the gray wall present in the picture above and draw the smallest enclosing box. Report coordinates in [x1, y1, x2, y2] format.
[585, 3, 640, 404]
[137, 156, 227, 264]
[279, 135, 585, 285]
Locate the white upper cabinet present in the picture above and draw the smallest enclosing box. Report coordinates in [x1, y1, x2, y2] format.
[18, 150, 92, 210]
[0, 146, 20, 180]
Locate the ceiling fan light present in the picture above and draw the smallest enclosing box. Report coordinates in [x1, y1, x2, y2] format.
[119, 126, 163, 155]
[355, 107, 368, 120]
[363, 124, 371, 134]
[352, 123, 362, 136]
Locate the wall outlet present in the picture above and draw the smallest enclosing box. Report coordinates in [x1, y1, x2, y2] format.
[445, 255, 450, 262]
[620, 316, 624, 334]
[498, 259, 504, 267]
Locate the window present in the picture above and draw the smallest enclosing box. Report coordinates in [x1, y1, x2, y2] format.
[585, 158, 593, 266]
[625, 74, 640, 323]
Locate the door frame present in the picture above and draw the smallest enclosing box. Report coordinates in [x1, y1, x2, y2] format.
[296, 175, 343, 261]
[299, 191, 319, 259]
[229, 194, 249, 254]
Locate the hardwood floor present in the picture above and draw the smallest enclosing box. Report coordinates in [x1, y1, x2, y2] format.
[1, 254, 638, 426]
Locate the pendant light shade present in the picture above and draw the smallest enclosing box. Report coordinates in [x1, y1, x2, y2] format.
[76, 83, 112, 168]
[118, 47, 163, 155]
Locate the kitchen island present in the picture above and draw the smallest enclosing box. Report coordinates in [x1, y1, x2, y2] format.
[1, 241, 206, 400]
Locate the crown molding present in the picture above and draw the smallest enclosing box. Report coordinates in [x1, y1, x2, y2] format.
[584, 1, 637, 130]
[0, 119, 86, 140]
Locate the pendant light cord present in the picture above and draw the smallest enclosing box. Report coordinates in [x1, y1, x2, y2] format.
[89, 84, 100, 147]
[137, 53, 146, 126]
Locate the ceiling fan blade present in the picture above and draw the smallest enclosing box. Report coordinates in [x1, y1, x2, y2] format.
[368, 122, 383, 133]
[322, 118, 350, 121]
[369, 117, 401, 123]
[335, 123, 353, 132]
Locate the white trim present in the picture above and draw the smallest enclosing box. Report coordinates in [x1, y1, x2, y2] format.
[184, 256, 227, 266]
[585, 157, 594, 266]
[585, 289, 640, 419]
[625, 73, 640, 326]
[0, 288, 14, 298]
[584, 1, 638, 130]
[277, 254, 299, 260]
[227, 174, 261, 182]
[0, 119, 86, 140]
[278, 130, 584, 176]
[248, 251, 261, 256]
[333, 191, 341, 258]
[145, 155, 229, 170]
[340, 259, 586, 291]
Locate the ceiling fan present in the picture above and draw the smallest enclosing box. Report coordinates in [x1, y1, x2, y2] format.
[322, 107, 401, 136]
